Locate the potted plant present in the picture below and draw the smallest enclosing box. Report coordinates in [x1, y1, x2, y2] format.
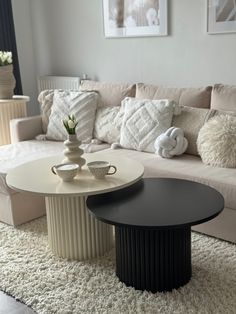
[0, 51, 16, 99]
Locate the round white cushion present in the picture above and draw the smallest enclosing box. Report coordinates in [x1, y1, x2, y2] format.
[197, 115, 236, 168]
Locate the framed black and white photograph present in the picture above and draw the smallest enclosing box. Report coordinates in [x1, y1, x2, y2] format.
[207, 0, 236, 33]
[103, 0, 168, 38]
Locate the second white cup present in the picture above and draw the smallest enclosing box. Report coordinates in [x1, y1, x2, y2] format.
[87, 161, 117, 179]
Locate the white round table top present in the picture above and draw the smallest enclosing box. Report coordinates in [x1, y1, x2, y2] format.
[6, 153, 144, 197]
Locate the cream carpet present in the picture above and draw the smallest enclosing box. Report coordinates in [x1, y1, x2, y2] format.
[0, 217, 235, 314]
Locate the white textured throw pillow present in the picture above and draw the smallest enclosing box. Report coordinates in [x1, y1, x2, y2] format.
[94, 106, 124, 144]
[120, 97, 181, 153]
[197, 115, 236, 168]
[46, 90, 98, 142]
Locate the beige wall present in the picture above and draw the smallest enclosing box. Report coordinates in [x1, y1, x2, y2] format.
[13, 0, 236, 114]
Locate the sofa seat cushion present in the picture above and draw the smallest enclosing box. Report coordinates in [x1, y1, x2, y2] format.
[0, 140, 109, 195]
[96, 148, 236, 210]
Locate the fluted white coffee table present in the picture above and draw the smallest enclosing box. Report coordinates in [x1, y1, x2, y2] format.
[6, 153, 144, 260]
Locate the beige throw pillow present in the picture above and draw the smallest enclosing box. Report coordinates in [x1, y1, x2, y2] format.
[172, 106, 214, 156]
[136, 83, 212, 108]
[79, 80, 136, 107]
[46, 90, 98, 142]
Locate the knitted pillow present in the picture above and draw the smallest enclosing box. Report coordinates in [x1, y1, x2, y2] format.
[93, 106, 124, 144]
[38, 89, 55, 133]
[197, 115, 236, 168]
[46, 90, 98, 142]
[120, 97, 181, 153]
[154, 127, 188, 158]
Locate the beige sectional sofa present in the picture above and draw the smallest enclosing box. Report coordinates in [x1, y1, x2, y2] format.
[0, 81, 235, 244]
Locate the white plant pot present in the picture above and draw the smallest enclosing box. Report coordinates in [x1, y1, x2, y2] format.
[63, 134, 86, 169]
[0, 64, 16, 99]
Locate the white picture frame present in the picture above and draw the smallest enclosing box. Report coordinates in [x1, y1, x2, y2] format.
[207, 0, 236, 34]
[103, 0, 168, 38]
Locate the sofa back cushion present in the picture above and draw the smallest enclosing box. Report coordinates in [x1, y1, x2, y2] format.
[136, 83, 212, 108]
[79, 80, 136, 107]
[172, 106, 214, 156]
[211, 84, 236, 113]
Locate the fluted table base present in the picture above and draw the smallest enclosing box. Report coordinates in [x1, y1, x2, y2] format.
[0, 100, 27, 145]
[46, 196, 113, 260]
[115, 226, 191, 293]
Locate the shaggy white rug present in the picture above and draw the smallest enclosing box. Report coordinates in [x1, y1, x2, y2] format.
[0, 217, 235, 314]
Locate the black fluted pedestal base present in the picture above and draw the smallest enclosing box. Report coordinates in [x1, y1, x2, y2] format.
[115, 226, 192, 293]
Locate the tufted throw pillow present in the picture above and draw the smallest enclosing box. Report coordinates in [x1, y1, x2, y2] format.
[46, 90, 98, 142]
[94, 106, 124, 144]
[120, 97, 181, 153]
[197, 115, 236, 168]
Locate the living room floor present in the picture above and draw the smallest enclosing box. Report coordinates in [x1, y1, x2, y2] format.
[0, 291, 35, 314]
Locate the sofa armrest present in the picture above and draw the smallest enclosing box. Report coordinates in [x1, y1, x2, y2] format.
[10, 115, 43, 143]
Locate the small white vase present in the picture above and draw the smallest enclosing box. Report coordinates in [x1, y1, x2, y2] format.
[63, 134, 86, 169]
[0, 64, 16, 99]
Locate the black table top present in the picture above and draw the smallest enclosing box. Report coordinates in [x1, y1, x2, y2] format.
[87, 178, 224, 229]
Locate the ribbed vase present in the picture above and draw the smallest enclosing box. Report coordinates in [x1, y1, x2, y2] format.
[0, 64, 16, 99]
[63, 134, 86, 169]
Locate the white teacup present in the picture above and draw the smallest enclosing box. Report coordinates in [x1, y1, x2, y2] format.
[51, 163, 79, 182]
[87, 161, 117, 179]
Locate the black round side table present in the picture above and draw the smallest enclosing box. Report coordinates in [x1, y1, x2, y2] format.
[87, 178, 224, 293]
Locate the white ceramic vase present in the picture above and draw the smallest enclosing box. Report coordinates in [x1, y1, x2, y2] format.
[0, 64, 16, 99]
[63, 134, 86, 169]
